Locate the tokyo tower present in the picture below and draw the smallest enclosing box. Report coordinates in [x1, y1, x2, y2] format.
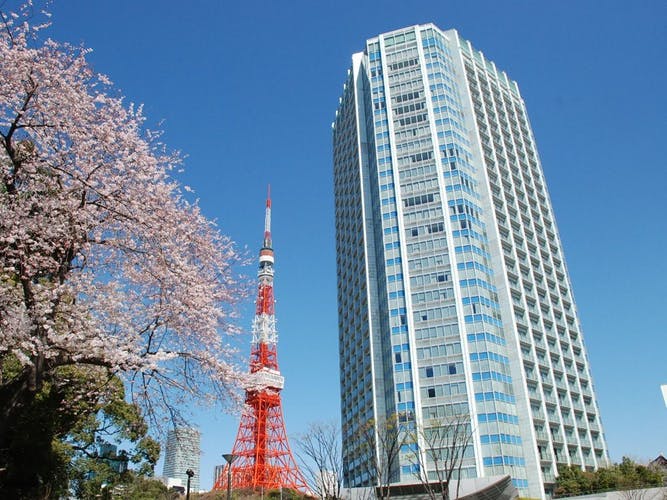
[214, 189, 308, 493]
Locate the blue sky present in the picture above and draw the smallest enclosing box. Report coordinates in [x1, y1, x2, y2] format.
[35, 0, 667, 490]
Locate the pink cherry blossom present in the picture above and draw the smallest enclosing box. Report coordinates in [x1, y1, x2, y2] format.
[0, 3, 249, 427]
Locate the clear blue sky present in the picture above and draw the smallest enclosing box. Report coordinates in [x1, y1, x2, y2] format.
[34, 0, 667, 490]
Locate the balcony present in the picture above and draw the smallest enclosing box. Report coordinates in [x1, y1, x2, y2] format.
[542, 392, 556, 406]
[558, 397, 571, 410]
[532, 407, 546, 422]
[528, 390, 541, 402]
[535, 429, 550, 442]
[542, 468, 556, 483]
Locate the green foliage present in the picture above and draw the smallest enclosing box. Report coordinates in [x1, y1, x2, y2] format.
[66, 371, 160, 498]
[555, 457, 664, 497]
[0, 359, 159, 498]
[616, 457, 663, 490]
[192, 491, 227, 500]
[266, 488, 304, 500]
[69, 473, 173, 500]
[555, 465, 595, 497]
[112, 474, 174, 500]
[0, 360, 96, 498]
[192, 488, 311, 500]
[123, 476, 172, 499]
[592, 466, 619, 491]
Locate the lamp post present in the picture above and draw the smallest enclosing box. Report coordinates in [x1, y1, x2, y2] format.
[185, 468, 195, 500]
[222, 453, 238, 500]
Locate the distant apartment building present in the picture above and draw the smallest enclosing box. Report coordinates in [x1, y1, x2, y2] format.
[214, 464, 225, 487]
[98, 442, 128, 474]
[333, 23, 609, 499]
[162, 427, 201, 492]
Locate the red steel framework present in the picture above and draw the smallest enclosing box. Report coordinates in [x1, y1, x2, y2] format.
[214, 189, 308, 493]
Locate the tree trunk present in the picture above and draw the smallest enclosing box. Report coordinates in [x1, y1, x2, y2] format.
[0, 368, 60, 499]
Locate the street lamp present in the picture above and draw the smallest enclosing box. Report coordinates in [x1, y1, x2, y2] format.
[222, 453, 238, 500]
[185, 468, 195, 500]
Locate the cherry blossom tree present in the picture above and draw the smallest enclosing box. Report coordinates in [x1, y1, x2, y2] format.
[0, 2, 247, 492]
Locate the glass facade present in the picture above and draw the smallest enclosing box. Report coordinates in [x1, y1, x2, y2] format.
[333, 24, 609, 499]
[163, 427, 201, 492]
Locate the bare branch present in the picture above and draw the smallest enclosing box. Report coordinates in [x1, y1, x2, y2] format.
[408, 414, 475, 500]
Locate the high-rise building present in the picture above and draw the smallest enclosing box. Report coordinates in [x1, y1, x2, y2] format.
[214, 464, 225, 488]
[163, 427, 201, 492]
[333, 24, 609, 499]
[98, 443, 128, 474]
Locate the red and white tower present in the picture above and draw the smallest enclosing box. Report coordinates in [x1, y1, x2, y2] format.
[214, 189, 308, 493]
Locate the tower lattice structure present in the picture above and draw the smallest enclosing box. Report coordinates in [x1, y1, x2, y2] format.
[214, 191, 308, 493]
